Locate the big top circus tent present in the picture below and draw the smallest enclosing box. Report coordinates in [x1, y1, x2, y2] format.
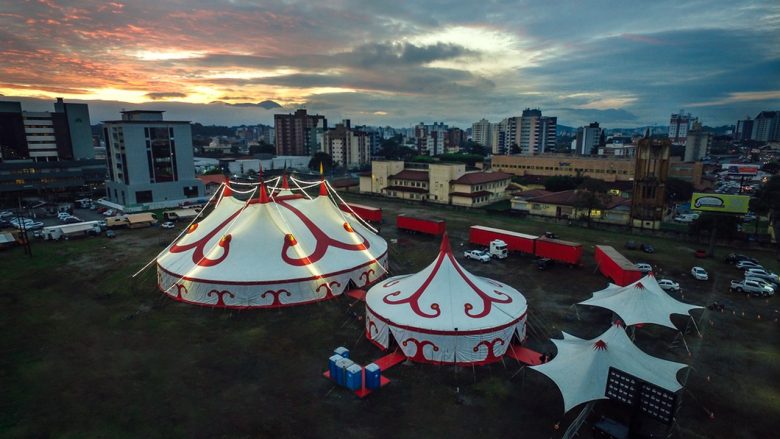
[530, 322, 687, 412]
[365, 234, 527, 365]
[154, 176, 388, 308]
[578, 274, 702, 330]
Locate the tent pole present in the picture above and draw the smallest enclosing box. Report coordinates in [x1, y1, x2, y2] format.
[679, 332, 691, 356]
[690, 315, 702, 337]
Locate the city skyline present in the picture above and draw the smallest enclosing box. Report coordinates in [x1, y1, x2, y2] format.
[1, 0, 779, 128]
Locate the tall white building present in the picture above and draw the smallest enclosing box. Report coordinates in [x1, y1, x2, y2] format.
[751, 111, 780, 142]
[519, 108, 557, 154]
[575, 122, 601, 155]
[668, 112, 693, 144]
[103, 110, 204, 208]
[322, 120, 369, 168]
[684, 120, 711, 162]
[471, 118, 493, 148]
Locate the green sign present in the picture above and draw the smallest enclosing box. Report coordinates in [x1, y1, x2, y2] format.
[691, 193, 750, 214]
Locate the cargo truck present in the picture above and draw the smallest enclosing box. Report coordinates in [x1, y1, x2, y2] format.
[468, 226, 537, 255]
[163, 208, 200, 222]
[42, 221, 101, 240]
[594, 245, 643, 286]
[339, 202, 382, 223]
[396, 215, 445, 236]
[534, 237, 583, 266]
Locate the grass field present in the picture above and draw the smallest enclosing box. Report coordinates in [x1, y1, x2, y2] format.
[1, 195, 778, 438]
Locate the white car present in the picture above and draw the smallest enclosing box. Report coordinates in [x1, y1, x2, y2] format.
[744, 268, 779, 283]
[691, 267, 709, 281]
[161, 221, 176, 229]
[736, 260, 763, 270]
[464, 250, 491, 262]
[657, 279, 680, 292]
[102, 209, 115, 216]
[636, 263, 653, 273]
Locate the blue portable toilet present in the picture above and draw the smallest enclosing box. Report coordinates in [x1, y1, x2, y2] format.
[335, 358, 353, 386]
[364, 363, 381, 390]
[328, 354, 342, 380]
[334, 346, 350, 359]
[345, 364, 363, 391]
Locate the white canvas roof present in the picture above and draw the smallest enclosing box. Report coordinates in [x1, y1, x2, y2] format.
[156, 181, 388, 308]
[366, 234, 526, 333]
[579, 274, 702, 329]
[531, 323, 687, 412]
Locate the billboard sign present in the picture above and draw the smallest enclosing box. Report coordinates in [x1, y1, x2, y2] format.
[691, 193, 750, 213]
[722, 164, 759, 175]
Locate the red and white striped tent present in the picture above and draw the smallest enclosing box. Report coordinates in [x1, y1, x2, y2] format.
[156, 177, 388, 308]
[365, 234, 527, 365]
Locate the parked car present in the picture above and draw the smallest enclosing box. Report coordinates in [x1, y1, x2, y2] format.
[636, 263, 653, 273]
[744, 268, 779, 284]
[102, 209, 115, 217]
[464, 249, 491, 262]
[0, 211, 14, 218]
[544, 232, 559, 239]
[640, 243, 655, 253]
[657, 279, 680, 292]
[691, 266, 709, 281]
[535, 257, 554, 271]
[161, 221, 176, 229]
[624, 240, 638, 250]
[730, 279, 774, 297]
[63, 217, 82, 224]
[97, 220, 107, 228]
[724, 253, 758, 264]
[735, 260, 763, 270]
[745, 276, 778, 290]
[106, 230, 116, 238]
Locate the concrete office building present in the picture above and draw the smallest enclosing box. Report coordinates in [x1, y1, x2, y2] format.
[322, 120, 369, 168]
[0, 98, 104, 200]
[519, 109, 556, 154]
[103, 110, 203, 208]
[471, 118, 493, 148]
[668, 112, 692, 144]
[575, 122, 602, 155]
[751, 111, 780, 142]
[684, 120, 711, 162]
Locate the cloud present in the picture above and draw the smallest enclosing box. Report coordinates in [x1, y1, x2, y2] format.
[218, 100, 282, 109]
[146, 91, 187, 100]
[686, 90, 780, 107]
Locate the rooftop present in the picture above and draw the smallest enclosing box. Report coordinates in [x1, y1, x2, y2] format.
[452, 172, 512, 185]
[389, 170, 429, 182]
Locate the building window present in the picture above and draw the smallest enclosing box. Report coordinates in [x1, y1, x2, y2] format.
[136, 190, 153, 204]
[183, 186, 199, 198]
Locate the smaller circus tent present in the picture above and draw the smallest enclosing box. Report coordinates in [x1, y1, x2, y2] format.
[579, 274, 702, 329]
[156, 178, 388, 308]
[530, 323, 687, 412]
[365, 234, 527, 365]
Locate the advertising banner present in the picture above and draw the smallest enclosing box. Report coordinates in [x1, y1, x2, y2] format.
[691, 193, 750, 213]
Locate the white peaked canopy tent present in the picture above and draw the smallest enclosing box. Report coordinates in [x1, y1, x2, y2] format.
[531, 322, 687, 412]
[579, 274, 702, 329]
[365, 234, 528, 365]
[156, 177, 388, 308]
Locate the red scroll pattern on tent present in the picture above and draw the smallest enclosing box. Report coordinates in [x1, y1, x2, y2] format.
[174, 283, 189, 301]
[402, 338, 439, 362]
[277, 200, 370, 266]
[366, 315, 378, 336]
[473, 338, 505, 362]
[207, 289, 235, 307]
[261, 289, 291, 307]
[359, 268, 375, 287]
[446, 253, 513, 318]
[316, 280, 342, 299]
[169, 208, 243, 267]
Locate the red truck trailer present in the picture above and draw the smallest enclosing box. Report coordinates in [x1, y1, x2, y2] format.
[594, 245, 643, 286]
[535, 237, 583, 265]
[339, 202, 382, 223]
[396, 215, 446, 236]
[468, 225, 537, 254]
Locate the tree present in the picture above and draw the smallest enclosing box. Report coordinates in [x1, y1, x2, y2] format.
[411, 155, 435, 163]
[249, 141, 275, 155]
[437, 153, 483, 166]
[751, 175, 780, 257]
[665, 177, 695, 202]
[203, 167, 224, 175]
[309, 152, 333, 174]
[574, 178, 609, 225]
[690, 213, 742, 255]
[378, 136, 416, 161]
[544, 176, 584, 192]
[760, 161, 780, 175]
[461, 140, 489, 156]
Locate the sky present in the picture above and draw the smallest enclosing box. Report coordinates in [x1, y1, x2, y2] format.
[1, 0, 779, 128]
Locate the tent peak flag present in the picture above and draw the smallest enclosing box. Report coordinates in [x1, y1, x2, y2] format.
[319, 180, 328, 197]
[258, 182, 270, 203]
[593, 340, 608, 351]
[223, 176, 232, 198]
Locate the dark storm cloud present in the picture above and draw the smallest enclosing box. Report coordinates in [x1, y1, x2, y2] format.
[146, 92, 187, 100]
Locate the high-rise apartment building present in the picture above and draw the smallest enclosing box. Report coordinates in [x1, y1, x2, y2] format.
[684, 120, 711, 162]
[103, 110, 203, 207]
[751, 111, 780, 142]
[575, 122, 601, 155]
[734, 117, 753, 142]
[414, 122, 447, 156]
[519, 108, 556, 154]
[668, 112, 692, 144]
[274, 109, 327, 156]
[444, 127, 464, 153]
[322, 120, 369, 168]
[471, 118, 493, 148]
